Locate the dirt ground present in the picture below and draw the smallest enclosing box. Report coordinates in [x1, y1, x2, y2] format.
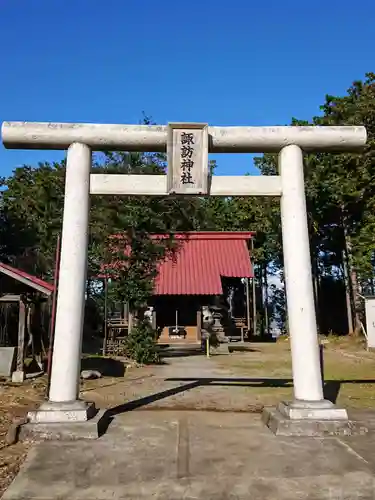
[0, 378, 46, 497]
[1, 336, 375, 497]
[80, 338, 375, 413]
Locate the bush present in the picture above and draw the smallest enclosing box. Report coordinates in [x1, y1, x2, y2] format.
[125, 320, 160, 364]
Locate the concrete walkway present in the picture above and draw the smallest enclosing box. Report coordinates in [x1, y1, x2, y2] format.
[4, 351, 375, 499]
[4, 411, 375, 499]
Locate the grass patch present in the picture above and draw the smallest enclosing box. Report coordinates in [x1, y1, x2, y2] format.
[215, 339, 375, 409]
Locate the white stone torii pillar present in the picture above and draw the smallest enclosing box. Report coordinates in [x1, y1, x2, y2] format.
[1, 122, 366, 431]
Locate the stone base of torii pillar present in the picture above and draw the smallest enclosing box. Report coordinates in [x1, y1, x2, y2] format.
[20, 401, 107, 441]
[261, 400, 363, 437]
[28, 400, 97, 424]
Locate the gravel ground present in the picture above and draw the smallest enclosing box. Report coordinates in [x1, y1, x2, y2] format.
[81, 353, 267, 414]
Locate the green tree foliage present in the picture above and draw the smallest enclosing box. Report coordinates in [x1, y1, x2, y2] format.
[125, 319, 160, 364]
[249, 74, 375, 333]
[0, 162, 65, 277]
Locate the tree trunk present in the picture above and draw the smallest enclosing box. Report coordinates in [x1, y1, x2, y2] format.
[307, 211, 320, 334]
[342, 212, 361, 335]
[342, 249, 354, 334]
[350, 265, 362, 335]
[311, 251, 320, 334]
[86, 277, 91, 300]
[264, 263, 269, 335]
[258, 265, 265, 336]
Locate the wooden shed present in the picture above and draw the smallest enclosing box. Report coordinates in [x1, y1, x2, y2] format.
[0, 262, 53, 381]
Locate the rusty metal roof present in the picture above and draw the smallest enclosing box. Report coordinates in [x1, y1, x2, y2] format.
[154, 232, 254, 295]
[0, 262, 54, 295]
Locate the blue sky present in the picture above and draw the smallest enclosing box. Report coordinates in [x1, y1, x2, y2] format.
[1, 0, 374, 177]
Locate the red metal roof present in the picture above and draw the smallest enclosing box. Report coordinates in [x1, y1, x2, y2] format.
[154, 232, 254, 295]
[0, 262, 54, 295]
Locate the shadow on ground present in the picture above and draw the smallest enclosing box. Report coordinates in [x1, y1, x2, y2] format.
[157, 346, 204, 358]
[157, 345, 261, 358]
[98, 377, 375, 434]
[97, 376, 375, 437]
[227, 346, 260, 353]
[81, 357, 126, 377]
[323, 379, 375, 404]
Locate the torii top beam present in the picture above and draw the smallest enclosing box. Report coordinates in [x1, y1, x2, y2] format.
[1, 121, 367, 153]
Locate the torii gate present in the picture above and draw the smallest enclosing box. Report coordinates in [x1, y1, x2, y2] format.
[1, 121, 367, 435]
